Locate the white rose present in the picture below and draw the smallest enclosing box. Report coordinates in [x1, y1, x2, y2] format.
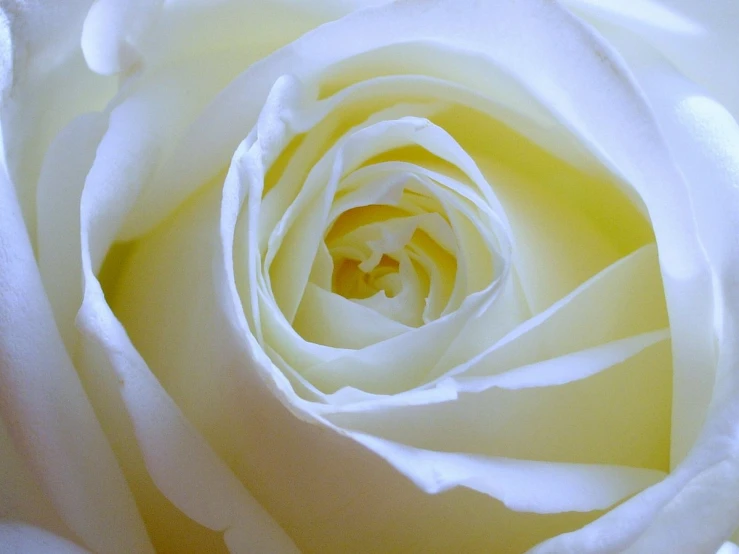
[2, 0, 739, 552]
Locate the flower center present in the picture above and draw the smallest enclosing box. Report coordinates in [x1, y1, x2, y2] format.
[332, 255, 401, 300]
[322, 174, 466, 328]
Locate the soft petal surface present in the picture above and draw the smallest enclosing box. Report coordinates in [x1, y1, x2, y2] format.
[537, 8, 739, 551]
[75, 126, 299, 551]
[562, 0, 739, 117]
[0, 522, 90, 554]
[111, 175, 603, 553]
[0, 0, 114, 243]
[0, 416, 70, 541]
[18, 0, 739, 553]
[0, 137, 152, 553]
[719, 542, 739, 554]
[103, 0, 721, 552]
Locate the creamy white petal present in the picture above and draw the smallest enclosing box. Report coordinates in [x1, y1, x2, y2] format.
[0, 417, 71, 541]
[453, 245, 666, 379]
[426, 244, 666, 383]
[293, 283, 410, 348]
[0, 143, 152, 553]
[452, 330, 669, 394]
[620, 458, 739, 553]
[116, 149, 609, 553]
[83, 0, 388, 76]
[0, 522, 90, 554]
[77, 295, 298, 553]
[32, 89, 242, 554]
[81, 0, 162, 75]
[478, 156, 646, 313]
[120, 14, 565, 243]
[0, 1, 114, 243]
[523, 18, 739, 552]
[718, 543, 739, 554]
[562, 0, 739, 117]
[36, 114, 107, 351]
[420, 270, 531, 382]
[349, 432, 665, 513]
[76, 113, 299, 552]
[529, 405, 739, 553]
[328, 337, 671, 471]
[575, 11, 737, 466]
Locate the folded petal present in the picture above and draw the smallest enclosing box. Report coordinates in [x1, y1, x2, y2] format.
[0, 142, 152, 553]
[562, 0, 739, 117]
[0, 1, 114, 243]
[536, 17, 739, 552]
[349, 433, 665, 513]
[78, 169, 298, 551]
[113, 150, 603, 553]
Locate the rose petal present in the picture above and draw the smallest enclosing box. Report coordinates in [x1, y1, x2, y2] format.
[718, 543, 739, 554]
[76, 145, 299, 552]
[447, 244, 667, 379]
[540, 11, 739, 552]
[294, 283, 411, 348]
[36, 63, 207, 349]
[32, 96, 238, 553]
[0, 1, 114, 243]
[113, 154, 609, 552]
[562, 0, 739, 117]
[0, 416, 71, 540]
[0, 145, 152, 553]
[36, 114, 107, 350]
[82, 0, 389, 76]
[349, 432, 665, 513]
[329, 336, 671, 471]
[81, 0, 161, 75]
[118, 26, 567, 243]
[452, 330, 669, 393]
[0, 522, 89, 554]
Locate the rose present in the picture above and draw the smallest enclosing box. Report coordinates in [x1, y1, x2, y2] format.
[2, 0, 739, 552]
[2, 0, 738, 552]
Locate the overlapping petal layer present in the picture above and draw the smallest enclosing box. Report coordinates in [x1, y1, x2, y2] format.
[102, 5, 674, 545]
[21, 0, 737, 552]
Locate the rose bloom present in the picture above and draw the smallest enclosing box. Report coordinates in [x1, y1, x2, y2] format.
[2, 0, 739, 552]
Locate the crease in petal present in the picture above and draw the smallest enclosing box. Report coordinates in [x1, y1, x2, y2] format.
[293, 283, 410, 348]
[347, 432, 665, 514]
[430, 244, 666, 381]
[451, 329, 670, 394]
[81, 0, 164, 75]
[78, 230, 299, 554]
[75, 84, 299, 550]
[0, 141, 153, 554]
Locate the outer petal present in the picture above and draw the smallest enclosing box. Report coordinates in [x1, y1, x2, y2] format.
[74, 104, 299, 553]
[0, 415, 69, 540]
[0, 1, 114, 243]
[0, 522, 90, 554]
[81, 0, 391, 75]
[0, 140, 152, 552]
[537, 11, 739, 552]
[562, 0, 739, 117]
